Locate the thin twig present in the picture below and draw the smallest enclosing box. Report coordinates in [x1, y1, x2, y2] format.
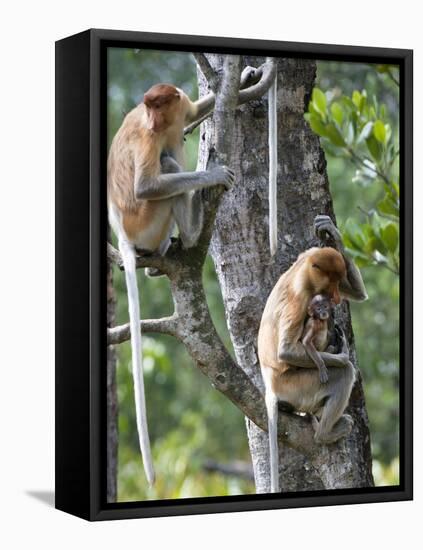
[108, 315, 179, 345]
[347, 147, 398, 198]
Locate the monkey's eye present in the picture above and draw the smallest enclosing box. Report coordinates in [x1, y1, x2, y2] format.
[312, 264, 321, 270]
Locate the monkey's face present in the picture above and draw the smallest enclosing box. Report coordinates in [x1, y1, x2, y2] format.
[307, 248, 346, 305]
[143, 84, 181, 132]
[308, 295, 332, 320]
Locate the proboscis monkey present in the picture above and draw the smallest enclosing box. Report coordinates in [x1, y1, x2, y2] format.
[301, 294, 333, 385]
[258, 215, 368, 492]
[107, 66, 260, 485]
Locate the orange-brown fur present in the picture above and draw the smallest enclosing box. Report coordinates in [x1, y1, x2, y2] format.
[107, 84, 194, 241]
[258, 247, 346, 393]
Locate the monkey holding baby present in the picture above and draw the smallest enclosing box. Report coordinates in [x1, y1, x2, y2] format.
[258, 215, 368, 492]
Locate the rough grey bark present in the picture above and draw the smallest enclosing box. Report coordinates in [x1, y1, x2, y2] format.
[198, 55, 374, 492]
[107, 254, 118, 502]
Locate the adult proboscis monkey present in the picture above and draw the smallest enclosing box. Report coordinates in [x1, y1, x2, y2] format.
[258, 215, 368, 492]
[108, 65, 264, 485]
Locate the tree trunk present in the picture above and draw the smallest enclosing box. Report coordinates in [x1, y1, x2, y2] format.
[198, 56, 374, 492]
[107, 254, 118, 502]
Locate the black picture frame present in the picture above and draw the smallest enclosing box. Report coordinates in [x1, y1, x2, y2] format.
[55, 28, 413, 521]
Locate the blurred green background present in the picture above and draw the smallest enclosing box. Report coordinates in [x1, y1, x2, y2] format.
[107, 49, 400, 501]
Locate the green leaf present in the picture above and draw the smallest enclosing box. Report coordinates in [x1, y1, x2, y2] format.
[307, 114, 328, 137]
[330, 102, 344, 125]
[345, 218, 366, 248]
[381, 223, 399, 253]
[326, 123, 346, 147]
[354, 256, 371, 268]
[345, 247, 372, 268]
[340, 96, 356, 111]
[357, 121, 373, 144]
[346, 122, 355, 145]
[352, 90, 362, 110]
[312, 88, 327, 117]
[366, 135, 382, 161]
[308, 101, 319, 117]
[380, 104, 387, 119]
[370, 213, 388, 254]
[373, 120, 387, 144]
[392, 181, 400, 196]
[378, 196, 399, 217]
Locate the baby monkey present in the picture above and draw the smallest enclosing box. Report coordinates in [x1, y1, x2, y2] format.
[301, 294, 334, 384]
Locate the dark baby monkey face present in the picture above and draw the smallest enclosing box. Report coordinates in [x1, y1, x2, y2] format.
[308, 294, 332, 320]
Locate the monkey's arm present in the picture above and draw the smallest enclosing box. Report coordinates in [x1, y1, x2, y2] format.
[135, 165, 234, 201]
[301, 326, 329, 383]
[314, 215, 368, 302]
[279, 331, 351, 369]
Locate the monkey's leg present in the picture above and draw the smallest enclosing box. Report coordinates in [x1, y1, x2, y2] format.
[172, 191, 204, 249]
[145, 223, 176, 278]
[302, 335, 329, 384]
[145, 155, 181, 278]
[313, 414, 354, 445]
[312, 362, 355, 445]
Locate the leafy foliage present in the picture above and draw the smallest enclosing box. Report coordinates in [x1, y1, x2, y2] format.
[305, 68, 399, 275]
[315, 63, 400, 482]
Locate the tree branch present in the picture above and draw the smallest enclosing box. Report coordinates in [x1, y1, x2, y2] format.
[107, 242, 180, 276]
[184, 58, 277, 136]
[237, 57, 277, 105]
[202, 459, 254, 481]
[108, 315, 179, 345]
[192, 53, 218, 91]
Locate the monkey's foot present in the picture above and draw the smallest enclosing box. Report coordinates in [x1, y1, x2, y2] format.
[314, 215, 343, 249]
[314, 414, 353, 445]
[319, 366, 329, 384]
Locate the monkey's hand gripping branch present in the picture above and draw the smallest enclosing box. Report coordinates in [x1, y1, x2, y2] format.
[107, 56, 324, 459]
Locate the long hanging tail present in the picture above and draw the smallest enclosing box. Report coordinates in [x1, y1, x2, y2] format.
[119, 241, 155, 485]
[266, 391, 279, 492]
[268, 73, 278, 257]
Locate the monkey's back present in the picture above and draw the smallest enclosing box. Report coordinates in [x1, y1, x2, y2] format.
[107, 105, 175, 249]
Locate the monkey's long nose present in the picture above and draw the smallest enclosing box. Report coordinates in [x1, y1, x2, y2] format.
[331, 285, 341, 305]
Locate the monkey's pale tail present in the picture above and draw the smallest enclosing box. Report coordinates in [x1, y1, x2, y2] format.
[120, 242, 155, 486]
[268, 74, 278, 257]
[266, 391, 280, 492]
